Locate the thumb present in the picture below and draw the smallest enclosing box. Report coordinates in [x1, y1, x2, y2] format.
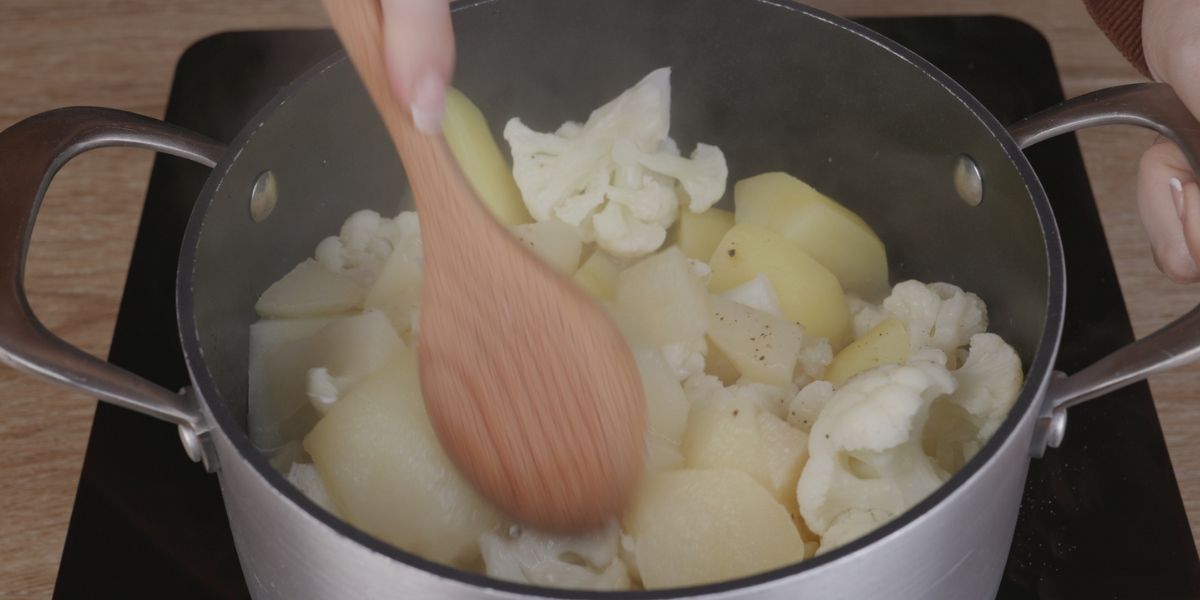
[380, 0, 455, 133]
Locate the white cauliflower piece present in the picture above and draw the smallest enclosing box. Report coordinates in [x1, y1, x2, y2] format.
[682, 373, 728, 404]
[787, 380, 834, 433]
[662, 338, 707, 382]
[796, 335, 833, 386]
[882, 281, 987, 367]
[286, 462, 334, 512]
[720, 273, 783, 318]
[949, 333, 1023, 445]
[846, 294, 887, 340]
[503, 67, 727, 259]
[613, 138, 728, 212]
[816, 508, 890, 555]
[306, 367, 345, 415]
[797, 356, 956, 539]
[479, 521, 632, 590]
[314, 210, 421, 287]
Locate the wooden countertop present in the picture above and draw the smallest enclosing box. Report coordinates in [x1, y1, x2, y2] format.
[1, 1, 1195, 596]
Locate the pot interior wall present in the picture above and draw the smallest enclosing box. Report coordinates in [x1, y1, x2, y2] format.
[188, 0, 1050, 436]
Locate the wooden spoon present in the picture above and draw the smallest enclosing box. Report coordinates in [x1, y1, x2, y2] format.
[321, 0, 646, 532]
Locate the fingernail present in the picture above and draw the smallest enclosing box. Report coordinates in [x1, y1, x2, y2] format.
[410, 72, 447, 134]
[1171, 177, 1185, 219]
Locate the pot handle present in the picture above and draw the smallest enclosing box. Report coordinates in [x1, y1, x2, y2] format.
[1010, 83, 1200, 454]
[0, 107, 224, 432]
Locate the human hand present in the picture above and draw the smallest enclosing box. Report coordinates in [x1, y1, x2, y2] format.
[380, 0, 455, 133]
[1138, 0, 1200, 282]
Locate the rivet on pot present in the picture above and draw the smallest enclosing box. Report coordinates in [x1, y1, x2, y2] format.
[249, 170, 278, 222]
[178, 423, 219, 473]
[953, 154, 983, 207]
[1043, 407, 1069, 449]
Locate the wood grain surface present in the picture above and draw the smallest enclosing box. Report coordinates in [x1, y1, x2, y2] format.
[0, 1, 1194, 597]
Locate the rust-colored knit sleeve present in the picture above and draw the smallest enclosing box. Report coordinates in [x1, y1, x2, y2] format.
[1083, 0, 1150, 77]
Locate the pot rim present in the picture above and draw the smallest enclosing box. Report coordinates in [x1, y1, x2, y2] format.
[176, 0, 1067, 596]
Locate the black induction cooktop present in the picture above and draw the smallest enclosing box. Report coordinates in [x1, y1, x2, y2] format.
[49, 18, 1200, 600]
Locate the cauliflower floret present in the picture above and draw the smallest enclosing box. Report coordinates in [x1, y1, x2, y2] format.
[796, 356, 956, 541]
[787, 380, 834, 433]
[662, 337, 707, 382]
[948, 333, 1023, 447]
[479, 521, 632, 590]
[285, 462, 334, 512]
[306, 367, 345, 415]
[720, 273, 783, 318]
[503, 67, 727, 259]
[314, 210, 421, 287]
[882, 281, 987, 367]
[613, 138, 728, 212]
[846, 294, 887, 340]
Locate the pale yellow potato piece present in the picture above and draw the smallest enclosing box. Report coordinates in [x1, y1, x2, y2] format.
[682, 395, 770, 486]
[707, 295, 803, 386]
[305, 348, 502, 568]
[250, 312, 402, 450]
[681, 395, 809, 508]
[735, 172, 889, 299]
[826, 316, 910, 385]
[635, 349, 690, 445]
[705, 337, 741, 385]
[625, 469, 807, 589]
[364, 232, 423, 334]
[757, 411, 809, 512]
[645, 437, 685, 475]
[708, 223, 851, 348]
[573, 250, 622, 300]
[617, 246, 709, 346]
[510, 220, 583, 275]
[443, 87, 533, 226]
[674, 207, 734, 261]
[248, 317, 335, 450]
[255, 259, 364, 319]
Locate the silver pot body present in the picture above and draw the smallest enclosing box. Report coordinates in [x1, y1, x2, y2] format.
[4, 1, 1200, 599]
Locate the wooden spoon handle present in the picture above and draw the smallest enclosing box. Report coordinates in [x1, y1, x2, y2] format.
[321, 0, 485, 235]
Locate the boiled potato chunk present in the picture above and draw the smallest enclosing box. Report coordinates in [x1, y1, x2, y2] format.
[625, 469, 806, 589]
[735, 172, 889, 299]
[635, 349, 690, 445]
[573, 250, 622, 300]
[305, 348, 502, 567]
[674, 207, 734, 261]
[645, 437, 685, 475]
[617, 246, 709, 346]
[757, 411, 809, 514]
[510, 220, 583, 275]
[826, 316, 910, 385]
[704, 338, 741, 385]
[364, 231, 423, 334]
[255, 259, 364, 319]
[682, 395, 770, 486]
[251, 312, 403, 450]
[708, 223, 851, 348]
[707, 295, 803, 386]
[443, 87, 533, 226]
[248, 317, 335, 449]
[682, 396, 808, 507]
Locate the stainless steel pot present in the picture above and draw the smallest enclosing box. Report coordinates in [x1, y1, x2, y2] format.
[4, 1, 1200, 598]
